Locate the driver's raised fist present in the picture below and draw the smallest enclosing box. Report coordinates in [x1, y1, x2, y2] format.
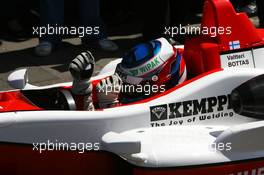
[69, 51, 95, 80]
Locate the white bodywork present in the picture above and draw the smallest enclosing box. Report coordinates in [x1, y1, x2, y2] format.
[102, 121, 264, 167]
[1, 67, 264, 167]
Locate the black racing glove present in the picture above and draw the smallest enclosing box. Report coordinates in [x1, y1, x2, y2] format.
[69, 51, 95, 80]
[69, 51, 95, 111]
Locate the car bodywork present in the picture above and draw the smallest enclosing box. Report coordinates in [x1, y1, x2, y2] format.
[1, 0, 264, 174]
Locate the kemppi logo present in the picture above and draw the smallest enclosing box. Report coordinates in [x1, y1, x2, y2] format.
[150, 94, 232, 122]
[168, 94, 231, 119]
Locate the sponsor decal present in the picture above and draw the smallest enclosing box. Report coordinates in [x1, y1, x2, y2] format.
[229, 166, 264, 175]
[150, 94, 234, 127]
[220, 51, 255, 68]
[229, 40, 240, 50]
[150, 105, 168, 121]
[129, 57, 161, 76]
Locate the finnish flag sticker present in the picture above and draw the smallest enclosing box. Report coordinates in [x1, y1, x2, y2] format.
[229, 40, 240, 50]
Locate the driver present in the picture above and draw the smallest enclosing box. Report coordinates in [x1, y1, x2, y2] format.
[69, 38, 187, 110]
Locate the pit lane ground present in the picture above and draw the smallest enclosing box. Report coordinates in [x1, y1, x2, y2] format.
[0, 34, 143, 91]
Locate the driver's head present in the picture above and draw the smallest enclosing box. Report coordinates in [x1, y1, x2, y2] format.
[116, 38, 186, 102]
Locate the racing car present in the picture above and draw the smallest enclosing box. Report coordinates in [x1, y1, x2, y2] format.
[0, 0, 264, 175]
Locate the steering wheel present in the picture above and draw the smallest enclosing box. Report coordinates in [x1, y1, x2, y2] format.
[54, 89, 76, 110]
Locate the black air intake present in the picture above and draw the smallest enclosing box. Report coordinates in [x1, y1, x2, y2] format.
[231, 74, 264, 119]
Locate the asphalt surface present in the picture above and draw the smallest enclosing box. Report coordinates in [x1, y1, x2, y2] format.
[0, 35, 143, 91]
[0, 17, 259, 91]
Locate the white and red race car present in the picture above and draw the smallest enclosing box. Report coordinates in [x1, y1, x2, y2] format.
[1, 0, 264, 175]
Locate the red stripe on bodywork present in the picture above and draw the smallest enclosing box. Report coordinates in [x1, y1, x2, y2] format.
[0, 143, 263, 175]
[0, 91, 42, 112]
[134, 159, 264, 175]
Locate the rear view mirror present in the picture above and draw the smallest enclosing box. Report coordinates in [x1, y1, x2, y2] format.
[7, 69, 28, 89]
